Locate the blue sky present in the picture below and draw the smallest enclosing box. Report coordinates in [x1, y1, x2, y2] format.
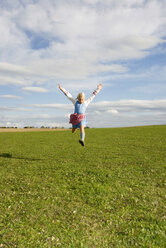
[0, 0, 166, 128]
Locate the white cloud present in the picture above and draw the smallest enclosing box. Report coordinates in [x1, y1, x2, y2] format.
[29, 103, 73, 111]
[22, 86, 48, 93]
[0, 94, 22, 99]
[0, 0, 165, 82]
[107, 109, 119, 115]
[0, 76, 28, 86]
[0, 14, 27, 49]
[27, 113, 52, 119]
[94, 110, 101, 115]
[0, 62, 34, 86]
[0, 62, 32, 76]
[90, 99, 166, 113]
[27, 59, 128, 80]
[0, 106, 28, 112]
[6, 122, 11, 126]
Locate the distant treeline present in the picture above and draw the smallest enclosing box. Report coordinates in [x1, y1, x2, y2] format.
[0, 126, 90, 129]
[0, 127, 18, 129]
[0, 126, 64, 129]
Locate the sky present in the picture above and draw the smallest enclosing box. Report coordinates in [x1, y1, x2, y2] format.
[0, 0, 166, 128]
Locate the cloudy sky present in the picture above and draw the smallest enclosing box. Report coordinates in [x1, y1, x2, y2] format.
[0, 0, 166, 128]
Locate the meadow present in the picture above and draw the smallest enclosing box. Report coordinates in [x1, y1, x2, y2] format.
[0, 126, 165, 248]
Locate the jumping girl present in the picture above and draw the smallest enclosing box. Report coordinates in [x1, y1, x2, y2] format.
[59, 83, 102, 146]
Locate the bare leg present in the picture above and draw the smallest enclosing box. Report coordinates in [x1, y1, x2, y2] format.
[79, 125, 85, 146]
[80, 125, 84, 134]
[72, 127, 77, 133]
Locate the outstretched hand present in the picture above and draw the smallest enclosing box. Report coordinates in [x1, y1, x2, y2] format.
[97, 83, 102, 90]
[58, 84, 62, 90]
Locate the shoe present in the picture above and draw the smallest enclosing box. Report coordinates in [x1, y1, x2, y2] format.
[79, 139, 85, 146]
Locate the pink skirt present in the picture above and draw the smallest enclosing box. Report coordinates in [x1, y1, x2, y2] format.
[69, 113, 85, 125]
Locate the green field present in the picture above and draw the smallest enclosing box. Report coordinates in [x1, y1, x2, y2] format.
[0, 126, 166, 247]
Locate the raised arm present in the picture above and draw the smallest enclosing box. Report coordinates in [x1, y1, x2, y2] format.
[85, 83, 102, 106]
[59, 84, 76, 105]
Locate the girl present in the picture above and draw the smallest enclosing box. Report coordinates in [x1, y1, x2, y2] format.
[59, 83, 102, 146]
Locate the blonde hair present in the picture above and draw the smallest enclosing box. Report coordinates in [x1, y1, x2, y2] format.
[77, 92, 85, 100]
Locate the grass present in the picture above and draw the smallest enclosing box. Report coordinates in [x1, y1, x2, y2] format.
[0, 126, 166, 247]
